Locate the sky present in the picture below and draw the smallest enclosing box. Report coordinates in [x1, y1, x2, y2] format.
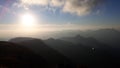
[0, 0, 120, 39]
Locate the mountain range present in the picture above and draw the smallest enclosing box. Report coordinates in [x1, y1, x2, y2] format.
[0, 28, 120, 68]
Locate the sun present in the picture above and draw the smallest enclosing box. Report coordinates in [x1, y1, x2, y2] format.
[18, 13, 39, 33]
[20, 13, 36, 27]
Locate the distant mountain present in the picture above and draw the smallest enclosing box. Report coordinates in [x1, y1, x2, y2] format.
[0, 41, 48, 68]
[9, 37, 73, 67]
[50, 29, 120, 48]
[44, 38, 85, 61]
[61, 35, 109, 49]
[9, 34, 120, 68]
[10, 37, 36, 42]
[82, 29, 120, 48]
[44, 36, 120, 67]
[42, 28, 120, 48]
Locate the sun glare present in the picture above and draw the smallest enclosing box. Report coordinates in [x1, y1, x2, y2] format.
[20, 13, 36, 27]
[18, 13, 39, 33]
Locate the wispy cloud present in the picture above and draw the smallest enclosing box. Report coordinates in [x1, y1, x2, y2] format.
[14, 0, 103, 16]
[20, 0, 49, 6]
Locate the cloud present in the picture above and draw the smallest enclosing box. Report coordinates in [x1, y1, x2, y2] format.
[50, 0, 64, 7]
[17, 0, 103, 16]
[20, 0, 49, 6]
[63, 0, 103, 16]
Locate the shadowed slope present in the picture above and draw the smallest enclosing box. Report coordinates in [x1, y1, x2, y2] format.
[0, 41, 48, 68]
[9, 37, 74, 68]
[44, 36, 120, 68]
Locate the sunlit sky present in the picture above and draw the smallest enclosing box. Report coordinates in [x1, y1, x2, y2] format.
[0, 0, 120, 39]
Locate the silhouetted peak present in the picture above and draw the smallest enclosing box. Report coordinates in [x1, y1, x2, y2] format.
[9, 37, 42, 43]
[47, 38, 55, 41]
[0, 41, 35, 53]
[75, 35, 84, 38]
[0, 41, 17, 46]
[95, 28, 120, 34]
[21, 39, 45, 46]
